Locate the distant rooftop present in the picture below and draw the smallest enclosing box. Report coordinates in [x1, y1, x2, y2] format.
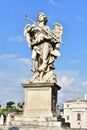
[65, 98, 87, 103]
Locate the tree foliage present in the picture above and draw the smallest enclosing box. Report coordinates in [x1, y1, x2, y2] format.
[6, 101, 15, 107]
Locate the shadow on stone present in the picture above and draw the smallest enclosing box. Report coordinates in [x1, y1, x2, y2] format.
[8, 127, 19, 130]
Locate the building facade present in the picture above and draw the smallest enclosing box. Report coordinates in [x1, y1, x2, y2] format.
[64, 98, 87, 129]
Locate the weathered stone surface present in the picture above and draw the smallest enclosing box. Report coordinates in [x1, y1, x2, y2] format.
[22, 83, 61, 117]
[11, 115, 61, 127]
[0, 126, 70, 130]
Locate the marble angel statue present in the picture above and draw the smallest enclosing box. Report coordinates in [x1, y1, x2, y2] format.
[24, 12, 63, 83]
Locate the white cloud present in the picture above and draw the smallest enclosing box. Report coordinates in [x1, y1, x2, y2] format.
[69, 59, 82, 64]
[0, 87, 24, 106]
[16, 58, 32, 65]
[56, 70, 87, 106]
[8, 34, 24, 42]
[18, 77, 29, 84]
[82, 80, 87, 87]
[0, 71, 28, 106]
[49, 0, 64, 8]
[0, 54, 32, 66]
[57, 70, 79, 87]
[0, 53, 33, 105]
[61, 76, 75, 87]
[76, 16, 85, 23]
[49, 0, 57, 5]
[0, 54, 19, 59]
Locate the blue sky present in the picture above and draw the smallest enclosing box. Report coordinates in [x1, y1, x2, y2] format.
[0, 0, 87, 107]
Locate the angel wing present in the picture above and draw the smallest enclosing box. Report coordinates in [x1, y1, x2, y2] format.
[52, 23, 63, 43]
[24, 24, 32, 48]
[50, 23, 63, 58]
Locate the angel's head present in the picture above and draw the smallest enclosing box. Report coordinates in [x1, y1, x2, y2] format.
[37, 12, 48, 25]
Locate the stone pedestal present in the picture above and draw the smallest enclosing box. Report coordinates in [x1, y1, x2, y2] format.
[11, 83, 62, 127]
[22, 83, 61, 117]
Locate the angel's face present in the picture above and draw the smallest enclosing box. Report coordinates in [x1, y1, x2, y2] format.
[38, 14, 45, 22]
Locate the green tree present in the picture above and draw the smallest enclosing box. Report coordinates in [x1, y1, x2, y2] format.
[6, 101, 15, 107]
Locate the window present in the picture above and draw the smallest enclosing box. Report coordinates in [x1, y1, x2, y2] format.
[67, 115, 69, 120]
[77, 113, 81, 120]
[67, 105, 69, 107]
[78, 122, 80, 125]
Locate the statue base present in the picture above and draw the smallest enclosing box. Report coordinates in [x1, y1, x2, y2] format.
[22, 83, 61, 117]
[11, 83, 61, 127]
[12, 115, 62, 127]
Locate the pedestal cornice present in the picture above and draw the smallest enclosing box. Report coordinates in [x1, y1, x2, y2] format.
[21, 83, 61, 90]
